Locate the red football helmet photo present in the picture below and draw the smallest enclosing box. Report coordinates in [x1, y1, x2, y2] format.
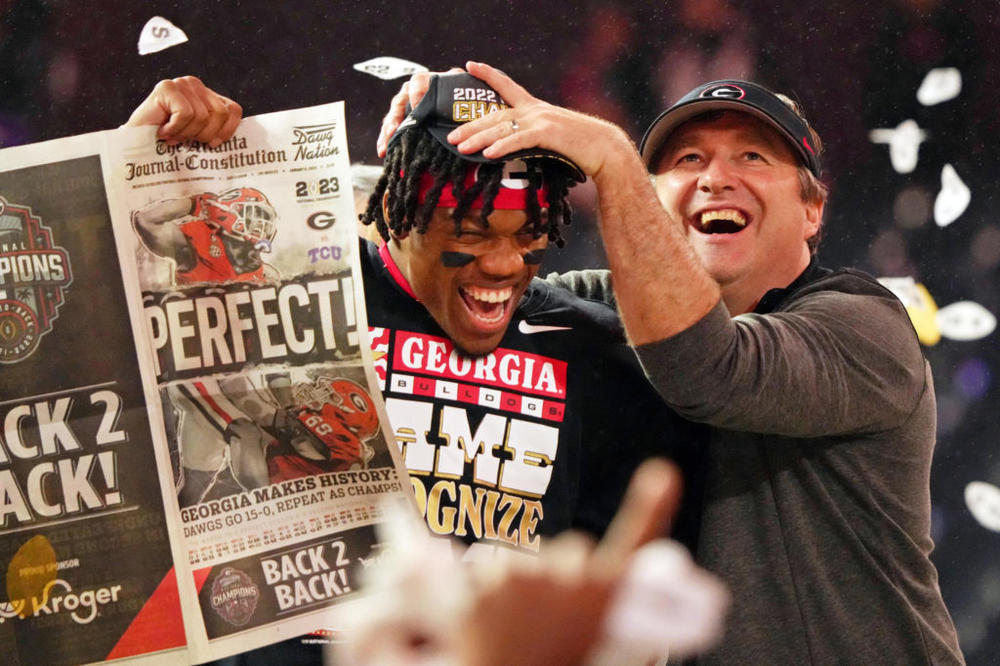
[293, 377, 380, 439]
[201, 187, 278, 252]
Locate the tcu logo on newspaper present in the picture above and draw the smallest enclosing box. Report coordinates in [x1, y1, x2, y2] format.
[0, 195, 73, 364]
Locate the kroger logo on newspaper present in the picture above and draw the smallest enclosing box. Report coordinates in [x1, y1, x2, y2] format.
[0, 579, 123, 625]
[0, 195, 73, 364]
[291, 123, 340, 160]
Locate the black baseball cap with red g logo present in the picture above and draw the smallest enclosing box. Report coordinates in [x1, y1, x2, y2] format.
[639, 80, 822, 178]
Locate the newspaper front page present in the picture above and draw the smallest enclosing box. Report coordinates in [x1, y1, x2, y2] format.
[0, 103, 413, 664]
[0, 133, 188, 666]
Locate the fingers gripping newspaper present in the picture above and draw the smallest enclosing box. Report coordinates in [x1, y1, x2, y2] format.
[0, 103, 413, 664]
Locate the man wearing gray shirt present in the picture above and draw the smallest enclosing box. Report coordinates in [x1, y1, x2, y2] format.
[399, 63, 964, 663]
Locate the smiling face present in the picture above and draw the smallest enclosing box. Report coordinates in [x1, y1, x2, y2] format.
[390, 207, 548, 356]
[653, 111, 823, 313]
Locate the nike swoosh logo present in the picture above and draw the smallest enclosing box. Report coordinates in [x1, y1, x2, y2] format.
[518, 321, 573, 335]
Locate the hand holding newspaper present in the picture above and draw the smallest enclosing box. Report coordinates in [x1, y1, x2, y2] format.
[0, 89, 413, 663]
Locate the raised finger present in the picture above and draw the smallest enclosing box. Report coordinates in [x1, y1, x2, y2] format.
[592, 458, 682, 574]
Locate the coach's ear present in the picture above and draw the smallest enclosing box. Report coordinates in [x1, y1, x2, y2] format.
[803, 197, 823, 241]
[382, 190, 410, 240]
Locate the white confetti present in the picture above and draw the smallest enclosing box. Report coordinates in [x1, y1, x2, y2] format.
[934, 164, 970, 227]
[868, 119, 927, 174]
[601, 540, 729, 661]
[965, 481, 1000, 532]
[353, 57, 429, 81]
[917, 67, 962, 106]
[137, 16, 188, 55]
[877, 277, 921, 307]
[936, 301, 996, 341]
[330, 501, 466, 666]
[333, 498, 729, 665]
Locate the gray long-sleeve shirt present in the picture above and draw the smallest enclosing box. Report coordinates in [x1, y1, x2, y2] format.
[551, 263, 964, 664]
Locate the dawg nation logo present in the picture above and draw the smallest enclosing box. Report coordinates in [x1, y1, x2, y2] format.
[0, 196, 73, 363]
[290, 122, 339, 160]
[210, 566, 259, 626]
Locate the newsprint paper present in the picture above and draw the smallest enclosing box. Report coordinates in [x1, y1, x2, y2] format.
[0, 103, 413, 664]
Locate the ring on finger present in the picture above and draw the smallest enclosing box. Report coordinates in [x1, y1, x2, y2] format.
[510, 119, 520, 132]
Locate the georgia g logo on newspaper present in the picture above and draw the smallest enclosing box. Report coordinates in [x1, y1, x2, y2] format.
[0, 195, 73, 364]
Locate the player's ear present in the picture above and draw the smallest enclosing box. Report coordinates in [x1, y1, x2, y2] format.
[382, 190, 409, 240]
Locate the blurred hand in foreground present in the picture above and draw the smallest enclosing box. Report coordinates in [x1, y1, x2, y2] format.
[333, 458, 729, 666]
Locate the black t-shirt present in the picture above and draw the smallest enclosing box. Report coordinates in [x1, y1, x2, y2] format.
[212, 240, 704, 663]
[362, 239, 698, 556]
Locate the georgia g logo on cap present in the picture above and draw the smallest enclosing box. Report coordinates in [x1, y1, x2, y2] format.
[701, 84, 746, 100]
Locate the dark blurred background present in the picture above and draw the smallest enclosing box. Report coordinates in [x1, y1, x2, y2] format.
[2, 0, 998, 661]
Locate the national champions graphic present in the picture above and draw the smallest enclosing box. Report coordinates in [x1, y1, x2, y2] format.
[210, 567, 260, 627]
[0, 195, 73, 363]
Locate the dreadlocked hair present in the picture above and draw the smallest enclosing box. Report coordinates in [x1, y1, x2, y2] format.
[360, 129, 575, 247]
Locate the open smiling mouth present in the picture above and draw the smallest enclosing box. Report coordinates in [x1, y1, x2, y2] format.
[697, 209, 748, 234]
[459, 285, 513, 325]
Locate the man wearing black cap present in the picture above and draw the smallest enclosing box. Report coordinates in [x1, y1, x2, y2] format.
[128, 74, 698, 663]
[383, 62, 963, 663]
[349, 70, 697, 568]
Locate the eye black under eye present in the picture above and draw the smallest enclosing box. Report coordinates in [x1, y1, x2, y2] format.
[440, 251, 475, 267]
